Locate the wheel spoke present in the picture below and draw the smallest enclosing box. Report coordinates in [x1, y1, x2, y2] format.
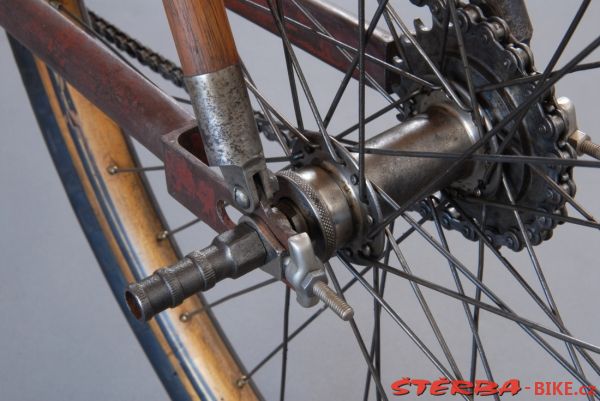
[245, 79, 313, 146]
[476, 61, 600, 93]
[469, 206, 486, 386]
[384, 228, 465, 382]
[322, 0, 393, 128]
[427, 198, 498, 401]
[265, 0, 341, 163]
[325, 263, 389, 401]
[375, 186, 600, 382]
[447, 198, 600, 376]
[242, 63, 292, 155]
[275, 0, 305, 131]
[107, 164, 165, 174]
[279, 286, 291, 401]
[438, 2, 451, 72]
[541, 0, 592, 79]
[457, 194, 600, 230]
[156, 218, 201, 241]
[357, 0, 367, 201]
[502, 175, 594, 400]
[344, 146, 600, 168]
[447, 0, 486, 135]
[336, 90, 421, 140]
[339, 255, 475, 401]
[356, 255, 600, 357]
[509, 146, 599, 222]
[290, 0, 395, 109]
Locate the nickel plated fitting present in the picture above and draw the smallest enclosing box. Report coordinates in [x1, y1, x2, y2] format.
[185, 64, 278, 213]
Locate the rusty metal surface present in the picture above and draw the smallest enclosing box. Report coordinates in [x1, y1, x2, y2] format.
[185, 64, 276, 213]
[0, 0, 194, 159]
[162, 123, 235, 233]
[471, 0, 533, 43]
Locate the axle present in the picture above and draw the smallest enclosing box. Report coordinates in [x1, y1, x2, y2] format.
[126, 101, 479, 320]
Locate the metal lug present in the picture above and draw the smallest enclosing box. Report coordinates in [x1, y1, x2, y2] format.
[185, 64, 277, 212]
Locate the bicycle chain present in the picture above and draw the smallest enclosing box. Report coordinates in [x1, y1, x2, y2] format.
[88, 11, 287, 143]
[398, 1, 577, 250]
[89, 11, 185, 88]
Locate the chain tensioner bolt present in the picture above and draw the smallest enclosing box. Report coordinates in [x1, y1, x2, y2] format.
[579, 139, 600, 160]
[567, 130, 600, 160]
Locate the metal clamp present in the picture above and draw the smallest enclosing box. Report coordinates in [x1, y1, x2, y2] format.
[185, 64, 277, 212]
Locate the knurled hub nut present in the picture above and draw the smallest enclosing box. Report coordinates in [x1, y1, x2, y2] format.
[276, 170, 337, 257]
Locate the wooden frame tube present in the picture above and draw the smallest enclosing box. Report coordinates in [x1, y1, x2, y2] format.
[162, 0, 240, 76]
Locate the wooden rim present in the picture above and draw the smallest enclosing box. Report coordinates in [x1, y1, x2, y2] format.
[10, 37, 261, 401]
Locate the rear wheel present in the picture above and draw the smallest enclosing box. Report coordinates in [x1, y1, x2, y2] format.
[9, 1, 600, 400]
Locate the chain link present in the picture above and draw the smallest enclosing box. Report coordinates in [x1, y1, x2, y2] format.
[89, 11, 185, 88]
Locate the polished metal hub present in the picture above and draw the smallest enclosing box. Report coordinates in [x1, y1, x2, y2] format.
[276, 100, 480, 260]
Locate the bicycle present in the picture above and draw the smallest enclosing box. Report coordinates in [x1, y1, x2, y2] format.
[1, 0, 599, 400]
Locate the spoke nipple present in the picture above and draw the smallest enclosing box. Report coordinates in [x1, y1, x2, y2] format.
[236, 375, 249, 388]
[157, 230, 169, 241]
[312, 281, 354, 321]
[107, 164, 119, 175]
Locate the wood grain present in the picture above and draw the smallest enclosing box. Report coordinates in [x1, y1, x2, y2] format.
[163, 0, 240, 75]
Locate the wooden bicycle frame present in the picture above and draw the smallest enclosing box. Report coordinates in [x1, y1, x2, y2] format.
[0, 0, 395, 236]
[0, 1, 536, 399]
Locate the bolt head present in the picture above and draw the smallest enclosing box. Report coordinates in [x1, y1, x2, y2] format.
[234, 186, 251, 209]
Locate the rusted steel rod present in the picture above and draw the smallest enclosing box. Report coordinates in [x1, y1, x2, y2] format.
[0, 0, 194, 159]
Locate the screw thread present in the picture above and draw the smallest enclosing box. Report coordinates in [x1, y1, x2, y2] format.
[580, 140, 600, 160]
[312, 281, 354, 321]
